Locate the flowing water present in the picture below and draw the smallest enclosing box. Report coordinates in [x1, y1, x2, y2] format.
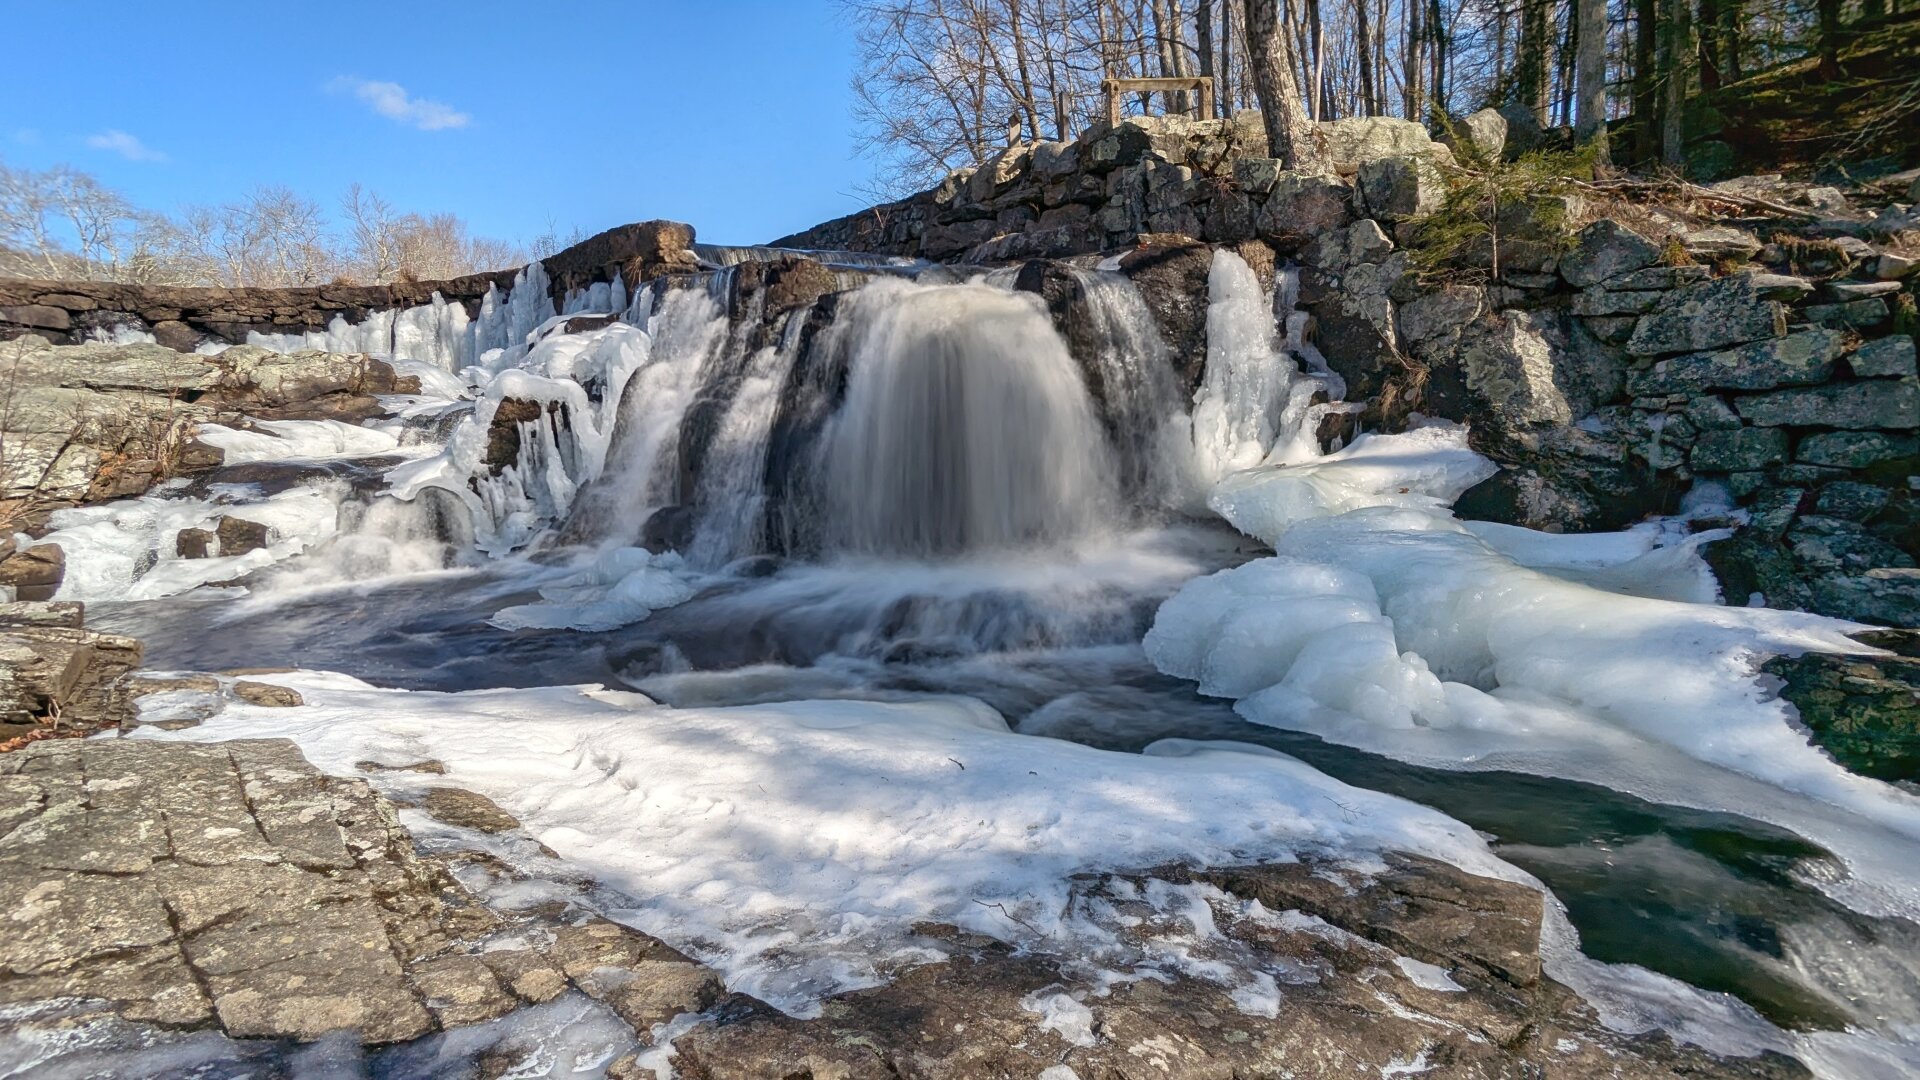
[57, 248, 1920, 1075]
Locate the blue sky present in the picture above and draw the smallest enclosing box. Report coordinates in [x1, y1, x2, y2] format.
[1, 1, 870, 246]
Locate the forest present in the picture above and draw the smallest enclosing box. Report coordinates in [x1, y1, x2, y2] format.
[846, 0, 1920, 187]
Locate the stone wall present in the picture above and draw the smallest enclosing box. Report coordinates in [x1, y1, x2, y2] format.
[0, 273, 515, 350]
[771, 112, 1455, 262]
[0, 219, 702, 349]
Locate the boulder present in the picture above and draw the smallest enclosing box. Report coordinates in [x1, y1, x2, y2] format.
[1766, 634, 1920, 779]
[1118, 241, 1216, 389]
[1748, 272, 1815, 300]
[1441, 108, 1507, 163]
[1356, 153, 1446, 221]
[1683, 226, 1763, 260]
[1030, 140, 1078, 180]
[1602, 265, 1712, 290]
[1496, 100, 1547, 155]
[0, 303, 74, 332]
[1232, 157, 1284, 195]
[1560, 221, 1662, 288]
[0, 544, 64, 602]
[541, 219, 699, 294]
[175, 528, 214, 560]
[1310, 254, 1407, 404]
[1811, 569, 1920, 628]
[1878, 253, 1918, 280]
[1625, 274, 1786, 356]
[1430, 309, 1574, 430]
[1253, 173, 1352, 251]
[1735, 380, 1920, 429]
[1083, 120, 1161, 172]
[421, 787, 522, 833]
[0, 609, 140, 738]
[1317, 117, 1436, 174]
[231, 679, 303, 707]
[214, 516, 271, 557]
[1804, 298, 1891, 331]
[1625, 329, 1846, 395]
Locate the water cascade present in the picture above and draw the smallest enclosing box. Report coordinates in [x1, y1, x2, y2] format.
[812, 278, 1120, 557]
[1060, 267, 1194, 509]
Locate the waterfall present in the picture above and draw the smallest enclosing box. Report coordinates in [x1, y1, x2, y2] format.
[562, 286, 733, 548]
[685, 313, 810, 569]
[1062, 268, 1194, 510]
[812, 278, 1119, 557]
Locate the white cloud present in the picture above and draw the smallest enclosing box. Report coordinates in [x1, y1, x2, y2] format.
[85, 130, 165, 162]
[330, 77, 470, 131]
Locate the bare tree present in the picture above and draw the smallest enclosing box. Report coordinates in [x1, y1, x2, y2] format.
[1243, 0, 1330, 169]
[1574, 0, 1610, 163]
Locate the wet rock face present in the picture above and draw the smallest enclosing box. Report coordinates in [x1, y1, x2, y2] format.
[1117, 240, 1217, 390]
[675, 856, 1804, 1080]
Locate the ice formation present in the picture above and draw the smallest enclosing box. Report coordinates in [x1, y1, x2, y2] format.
[1146, 424, 1920, 919]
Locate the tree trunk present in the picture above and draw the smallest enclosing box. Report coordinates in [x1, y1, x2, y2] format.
[1306, 0, 1326, 121]
[1242, 0, 1328, 169]
[1493, 1, 1508, 103]
[1518, 0, 1553, 123]
[1632, 0, 1659, 162]
[1719, 0, 1743, 80]
[1152, 0, 1191, 113]
[1697, 0, 1721, 91]
[1405, 0, 1426, 120]
[1221, 0, 1237, 110]
[1354, 0, 1378, 114]
[1006, 0, 1046, 139]
[1816, 0, 1842, 78]
[1575, 0, 1611, 164]
[1196, 0, 1218, 115]
[1428, 0, 1447, 124]
[1659, 0, 1691, 166]
[1557, 4, 1578, 125]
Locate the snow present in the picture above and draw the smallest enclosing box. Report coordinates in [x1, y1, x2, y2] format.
[385, 319, 664, 554]
[130, 670, 1523, 1014]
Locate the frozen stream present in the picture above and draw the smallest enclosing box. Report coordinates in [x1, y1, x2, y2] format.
[24, 250, 1920, 1077]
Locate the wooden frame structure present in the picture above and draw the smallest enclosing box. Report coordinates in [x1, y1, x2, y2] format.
[1102, 76, 1216, 125]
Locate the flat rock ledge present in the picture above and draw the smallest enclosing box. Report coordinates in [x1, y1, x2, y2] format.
[0, 736, 720, 1062]
[0, 732, 1809, 1078]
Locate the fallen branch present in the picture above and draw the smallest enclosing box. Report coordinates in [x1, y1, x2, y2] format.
[1570, 176, 1823, 222]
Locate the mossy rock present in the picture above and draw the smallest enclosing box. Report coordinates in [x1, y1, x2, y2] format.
[1766, 631, 1920, 783]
